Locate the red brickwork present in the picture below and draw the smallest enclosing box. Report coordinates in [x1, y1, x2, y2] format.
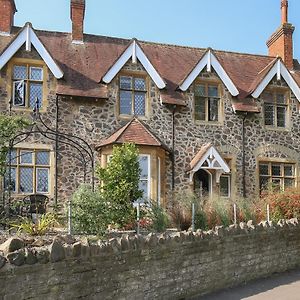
[70, 0, 85, 42]
[267, 24, 294, 70]
[0, 0, 16, 34]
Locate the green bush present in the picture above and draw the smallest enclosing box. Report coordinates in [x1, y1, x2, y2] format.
[96, 143, 141, 228]
[148, 201, 169, 232]
[71, 185, 109, 236]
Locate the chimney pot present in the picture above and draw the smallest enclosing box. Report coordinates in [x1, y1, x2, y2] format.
[70, 0, 85, 43]
[0, 0, 17, 34]
[281, 0, 288, 24]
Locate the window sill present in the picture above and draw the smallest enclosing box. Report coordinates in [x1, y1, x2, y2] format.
[9, 107, 47, 113]
[118, 114, 148, 121]
[194, 120, 223, 126]
[264, 126, 291, 132]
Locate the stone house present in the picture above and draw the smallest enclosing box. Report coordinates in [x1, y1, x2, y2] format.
[0, 0, 300, 206]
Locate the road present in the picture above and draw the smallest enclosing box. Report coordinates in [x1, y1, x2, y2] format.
[196, 269, 300, 300]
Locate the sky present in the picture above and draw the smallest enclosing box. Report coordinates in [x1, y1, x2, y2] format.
[14, 0, 300, 59]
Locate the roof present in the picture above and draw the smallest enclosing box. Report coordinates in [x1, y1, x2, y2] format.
[1, 26, 300, 108]
[96, 118, 171, 152]
[188, 143, 230, 174]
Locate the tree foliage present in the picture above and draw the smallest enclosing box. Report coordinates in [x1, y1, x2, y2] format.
[95, 143, 142, 227]
[0, 114, 31, 175]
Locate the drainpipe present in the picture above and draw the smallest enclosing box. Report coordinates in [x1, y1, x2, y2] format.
[55, 95, 59, 206]
[171, 105, 177, 191]
[242, 113, 248, 198]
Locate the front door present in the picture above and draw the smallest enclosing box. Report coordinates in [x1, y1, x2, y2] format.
[194, 169, 210, 198]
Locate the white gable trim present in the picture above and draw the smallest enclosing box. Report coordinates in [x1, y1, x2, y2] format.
[102, 40, 166, 89]
[252, 59, 300, 101]
[189, 146, 230, 182]
[179, 50, 239, 96]
[0, 23, 64, 79]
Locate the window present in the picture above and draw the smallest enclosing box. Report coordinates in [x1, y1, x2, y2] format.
[263, 91, 288, 128]
[119, 75, 147, 116]
[194, 83, 220, 122]
[12, 64, 44, 109]
[4, 149, 51, 194]
[220, 175, 231, 198]
[138, 155, 150, 201]
[259, 162, 295, 192]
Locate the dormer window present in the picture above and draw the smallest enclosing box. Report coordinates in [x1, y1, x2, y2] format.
[263, 90, 288, 128]
[194, 83, 220, 122]
[12, 64, 44, 109]
[119, 75, 147, 116]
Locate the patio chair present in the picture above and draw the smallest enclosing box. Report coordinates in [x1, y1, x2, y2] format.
[21, 194, 49, 219]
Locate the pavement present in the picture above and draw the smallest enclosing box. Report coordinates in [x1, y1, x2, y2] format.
[196, 269, 300, 300]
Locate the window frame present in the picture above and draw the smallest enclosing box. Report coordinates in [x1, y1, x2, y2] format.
[9, 59, 46, 111]
[194, 81, 222, 123]
[5, 148, 51, 195]
[118, 73, 148, 117]
[219, 174, 231, 198]
[262, 88, 290, 129]
[138, 154, 151, 201]
[258, 160, 296, 193]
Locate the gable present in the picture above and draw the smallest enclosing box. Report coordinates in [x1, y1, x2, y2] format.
[0, 23, 63, 79]
[102, 40, 166, 89]
[251, 59, 300, 101]
[179, 49, 239, 97]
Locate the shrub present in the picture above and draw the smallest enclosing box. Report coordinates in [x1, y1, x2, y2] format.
[168, 190, 198, 231]
[96, 143, 141, 228]
[71, 185, 109, 236]
[148, 201, 169, 232]
[260, 187, 300, 222]
[11, 213, 57, 236]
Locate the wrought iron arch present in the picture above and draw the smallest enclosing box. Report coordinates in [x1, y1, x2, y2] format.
[3, 98, 95, 213]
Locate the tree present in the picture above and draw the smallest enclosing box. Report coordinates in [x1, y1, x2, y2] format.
[0, 114, 30, 176]
[96, 143, 142, 228]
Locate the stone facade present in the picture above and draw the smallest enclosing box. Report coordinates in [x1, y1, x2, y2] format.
[1, 219, 300, 299]
[1, 46, 300, 204]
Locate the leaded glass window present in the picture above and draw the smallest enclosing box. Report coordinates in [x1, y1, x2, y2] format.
[263, 91, 288, 128]
[4, 148, 51, 194]
[195, 83, 220, 122]
[12, 64, 44, 109]
[119, 76, 147, 116]
[259, 162, 295, 192]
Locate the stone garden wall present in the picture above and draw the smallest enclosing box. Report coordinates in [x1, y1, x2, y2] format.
[1, 219, 300, 300]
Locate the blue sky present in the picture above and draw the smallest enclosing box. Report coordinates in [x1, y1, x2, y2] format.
[14, 0, 300, 59]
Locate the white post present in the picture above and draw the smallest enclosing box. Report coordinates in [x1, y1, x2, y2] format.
[137, 201, 140, 235]
[233, 203, 237, 225]
[267, 204, 270, 223]
[68, 199, 72, 235]
[192, 203, 195, 232]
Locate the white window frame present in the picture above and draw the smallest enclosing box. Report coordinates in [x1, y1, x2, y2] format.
[12, 80, 26, 107]
[219, 174, 231, 198]
[139, 154, 151, 201]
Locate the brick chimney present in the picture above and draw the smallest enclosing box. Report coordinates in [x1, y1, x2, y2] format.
[70, 0, 85, 43]
[0, 0, 17, 35]
[267, 0, 295, 69]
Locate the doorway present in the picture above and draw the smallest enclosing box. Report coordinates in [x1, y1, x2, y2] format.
[194, 169, 210, 198]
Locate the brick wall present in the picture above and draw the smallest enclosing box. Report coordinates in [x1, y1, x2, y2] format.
[1, 220, 300, 299]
